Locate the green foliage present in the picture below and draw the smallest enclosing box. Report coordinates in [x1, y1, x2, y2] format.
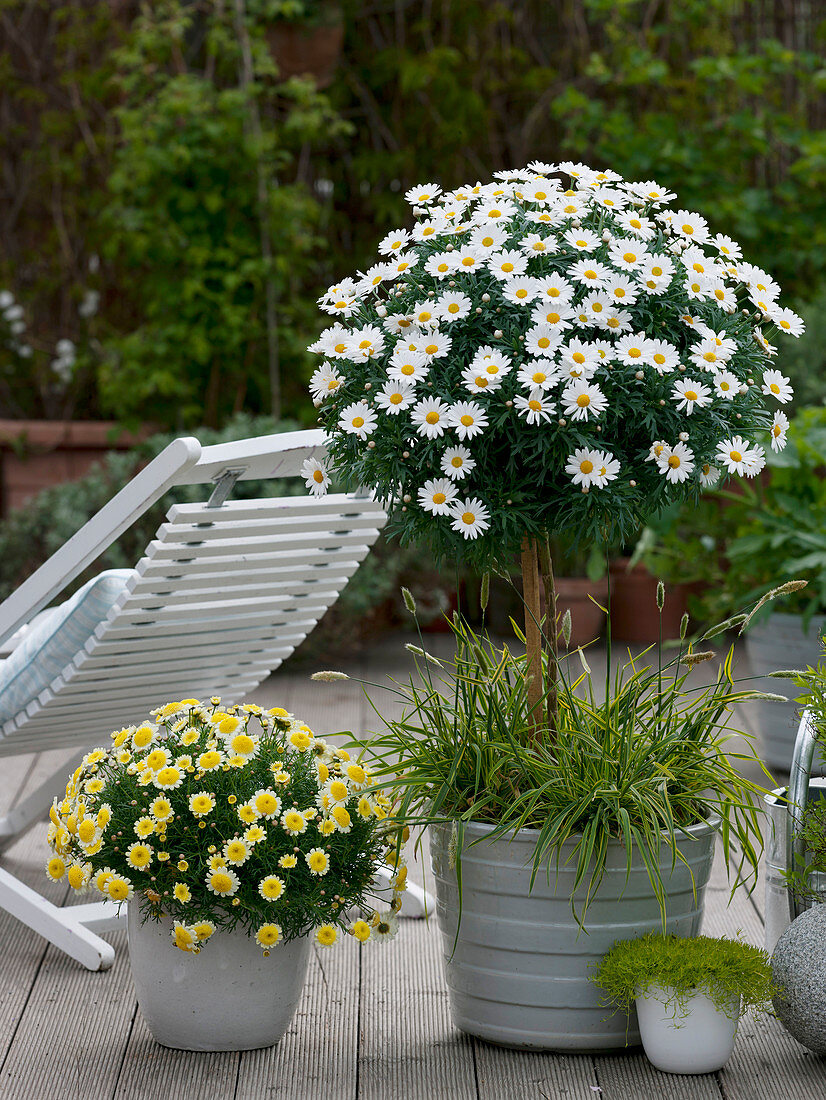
[627, 497, 730, 591]
[704, 407, 826, 623]
[98, 2, 343, 428]
[592, 932, 775, 1015]
[786, 652, 826, 902]
[775, 289, 826, 407]
[350, 610, 774, 923]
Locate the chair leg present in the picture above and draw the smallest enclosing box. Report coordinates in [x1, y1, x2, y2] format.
[0, 748, 87, 853]
[0, 866, 121, 970]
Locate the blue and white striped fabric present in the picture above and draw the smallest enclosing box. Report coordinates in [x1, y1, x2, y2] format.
[0, 569, 134, 722]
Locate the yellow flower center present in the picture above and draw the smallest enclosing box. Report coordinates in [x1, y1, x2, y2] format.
[401, 364, 415, 375]
[501, 262, 514, 272]
[730, 450, 742, 462]
[528, 400, 541, 411]
[584, 269, 597, 280]
[651, 266, 663, 277]
[684, 390, 698, 401]
[770, 383, 780, 393]
[448, 303, 460, 313]
[622, 252, 636, 263]
[313, 469, 324, 482]
[628, 348, 642, 358]
[432, 492, 446, 505]
[475, 376, 489, 388]
[681, 223, 694, 234]
[579, 459, 593, 474]
[613, 288, 626, 298]
[461, 256, 476, 266]
[516, 288, 528, 298]
[389, 392, 403, 405]
[630, 218, 641, 228]
[668, 455, 681, 468]
[576, 394, 591, 407]
[532, 241, 546, 251]
[482, 236, 494, 247]
[451, 456, 463, 468]
[572, 351, 585, 363]
[334, 342, 346, 353]
[461, 511, 475, 525]
[532, 372, 547, 384]
[425, 411, 440, 424]
[773, 424, 782, 437]
[352, 416, 364, 428]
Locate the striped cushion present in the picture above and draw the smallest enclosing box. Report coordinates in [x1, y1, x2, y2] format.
[0, 570, 134, 722]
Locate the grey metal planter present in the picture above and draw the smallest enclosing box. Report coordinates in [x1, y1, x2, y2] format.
[743, 612, 826, 773]
[430, 818, 717, 1051]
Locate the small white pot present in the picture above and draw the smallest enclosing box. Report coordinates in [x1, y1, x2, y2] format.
[635, 984, 740, 1074]
[127, 902, 311, 1051]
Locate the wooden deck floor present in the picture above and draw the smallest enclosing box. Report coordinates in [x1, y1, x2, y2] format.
[0, 635, 824, 1100]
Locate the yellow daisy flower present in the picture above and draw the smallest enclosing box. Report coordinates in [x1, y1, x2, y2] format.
[197, 749, 223, 772]
[174, 882, 191, 903]
[172, 921, 197, 952]
[318, 818, 337, 836]
[255, 923, 282, 948]
[189, 792, 215, 818]
[77, 818, 98, 845]
[206, 869, 240, 896]
[126, 842, 153, 870]
[258, 875, 285, 901]
[132, 724, 157, 750]
[67, 862, 90, 890]
[350, 919, 372, 942]
[94, 867, 114, 893]
[316, 924, 338, 947]
[305, 848, 329, 876]
[150, 797, 174, 822]
[107, 875, 134, 902]
[154, 766, 183, 790]
[224, 839, 250, 865]
[144, 747, 170, 772]
[281, 809, 308, 835]
[278, 854, 297, 869]
[193, 920, 216, 942]
[289, 730, 313, 751]
[331, 806, 352, 832]
[237, 803, 259, 824]
[254, 789, 282, 819]
[244, 824, 266, 844]
[46, 856, 66, 881]
[181, 727, 200, 746]
[134, 816, 155, 838]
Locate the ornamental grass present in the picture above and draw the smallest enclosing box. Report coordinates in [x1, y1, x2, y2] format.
[46, 699, 405, 953]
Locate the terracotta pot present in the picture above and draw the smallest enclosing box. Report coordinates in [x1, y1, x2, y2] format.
[553, 576, 609, 648]
[266, 11, 344, 89]
[608, 559, 688, 644]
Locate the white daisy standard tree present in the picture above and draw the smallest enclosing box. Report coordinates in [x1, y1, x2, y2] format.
[303, 163, 801, 730]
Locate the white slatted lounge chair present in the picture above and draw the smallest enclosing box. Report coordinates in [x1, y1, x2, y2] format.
[0, 428, 392, 970]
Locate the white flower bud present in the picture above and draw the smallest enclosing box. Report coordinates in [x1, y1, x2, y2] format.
[635, 370, 644, 380]
[482, 293, 490, 302]
[403, 494, 411, 503]
[367, 440, 376, 448]
[602, 230, 611, 242]
[494, 329, 503, 339]
[679, 431, 689, 441]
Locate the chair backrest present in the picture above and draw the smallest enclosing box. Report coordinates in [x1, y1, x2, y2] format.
[0, 430, 386, 755]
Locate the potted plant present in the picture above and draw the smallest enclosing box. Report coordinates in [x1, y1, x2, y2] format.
[591, 933, 775, 1074]
[706, 406, 826, 771]
[46, 698, 404, 1051]
[303, 161, 801, 1049]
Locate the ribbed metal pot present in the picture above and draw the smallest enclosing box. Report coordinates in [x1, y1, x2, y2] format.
[430, 818, 717, 1051]
[743, 613, 826, 773]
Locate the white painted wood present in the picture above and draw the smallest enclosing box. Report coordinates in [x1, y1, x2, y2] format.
[0, 866, 115, 970]
[0, 748, 87, 847]
[177, 428, 327, 484]
[144, 530, 379, 560]
[0, 437, 202, 648]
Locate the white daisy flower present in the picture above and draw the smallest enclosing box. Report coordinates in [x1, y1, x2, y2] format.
[607, 239, 650, 270]
[488, 250, 529, 280]
[411, 397, 451, 439]
[471, 346, 513, 377]
[517, 359, 557, 391]
[309, 323, 352, 359]
[441, 446, 475, 480]
[613, 332, 649, 367]
[695, 325, 738, 358]
[450, 497, 491, 540]
[501, 276, 540, 305]
[637, 253, 675, 294]
[411, 216, 448, 243]
[565, 447, 601, 488]
[615, 211, 656, 239]
[473, 199, 517, 225]
[529, 300, 575, 331]
[672, 378, 713, 415]
[646, 440, 669, 464]
[374, 381, 416, 414]
[409, 301, 440, 328]
[708, 283, 737, 312]
[470, 223, 509, 252]
[699, 462, 721, 487]
[420, 331, 452, 361]
[320, 294, 358, 317]
[742, 444, 766, 478]
[524, 178, 558, 204]
[591, 450, 621, 487]
[417, 478, 458, 515]
[563, 227, 601, 252]
[524, 324, 563, 357]
[453, 247, 486, 274]
[350, 325, 386, 360]
[739, 263, 780, 300]
[643, 339, 680, 374]
[338, 402, 377, 440]
[378, 228, 411, 255]
[590, 186, 629, 212]
[716, 436, 753, 476]
[301, 457, 330, 497]
[461, 363, 503, 394]
[435, 291, 472, 322]
[309, 362, 344, 402]
[626, 180, 677, 204]
[449, 400, 488, 440]
[424, 252, 458, 279]
[356, 263, 394, 294]
[562, 379, 608, 421]
[528, 208, 565, 228]
[680, 246, 718, 279]
[389, 251, 419, 276]
[769, 306, 805, 338]
[761, 369, 793, 403]
[568, 258, 612, 289]
[533, 275, 575, 304]
[665, 208, 710, 242]
[513, 389, 555, 424]
[405, 182, 442, 206]
[601, 310, 634, 335]
[689, 338, 728, 371]
[387, 349, 429, 384]
[683, 274, 714, 301]
[519, 232, 555, 256]
[679, 311, 702, 330]
[558, 339, 599, 380]
[604, 276, 640, 307]
[712, 371, 739, 400]
[556, 193, 587, 217]
[656, 442, 695, 483]
[558, 160, 593, 180]
[382, 312, 416, 336]
[769, 411, 790, 452]
[711, 233, 742, 261]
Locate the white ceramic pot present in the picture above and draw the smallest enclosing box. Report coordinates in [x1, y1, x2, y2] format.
[635, 984, 740, 1074]
[430, 818, 717, 1051]
[127, 902, 312, 1051]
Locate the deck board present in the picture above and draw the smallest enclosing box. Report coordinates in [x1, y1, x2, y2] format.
[0, 638, 823, 1099]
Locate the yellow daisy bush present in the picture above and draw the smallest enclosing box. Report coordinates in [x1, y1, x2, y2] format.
[46, 699, 404, 954]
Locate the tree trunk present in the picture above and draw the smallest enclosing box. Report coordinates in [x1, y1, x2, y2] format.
[521, 535, 543, 736]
